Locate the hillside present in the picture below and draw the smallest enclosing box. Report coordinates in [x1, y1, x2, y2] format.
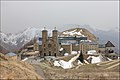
[0, 53, 43, 79]
[36, 59, 119, 79]
[59, 28, 96, 41]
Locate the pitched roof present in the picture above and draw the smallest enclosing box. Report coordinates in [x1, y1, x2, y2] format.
[105, 41, 115, 47]
[6, 52, 16, 56]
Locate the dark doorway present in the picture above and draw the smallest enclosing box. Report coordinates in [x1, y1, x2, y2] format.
[44, 53, 46, 56]
[49, 51, 51, 56]
[54, 53, 56, 57]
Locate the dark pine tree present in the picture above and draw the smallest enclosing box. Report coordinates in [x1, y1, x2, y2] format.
[77, 51, 84, 63]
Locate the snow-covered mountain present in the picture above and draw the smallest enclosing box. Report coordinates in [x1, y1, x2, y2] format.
[0, 27, 42, 45]
[0, 27, 43, 52]
[59, 27, 96, 41]
[0, 25, 119, 53]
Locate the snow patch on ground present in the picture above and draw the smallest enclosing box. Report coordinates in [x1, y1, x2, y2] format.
[64, 53, 69, 56]
[22, 57, 28, 61]
[53, 53, 80, 69]
[87, 55, 104, 63]
[107, 57, 112, 61]
[71, 51, 78, 54]
[87, 50, 97, 55]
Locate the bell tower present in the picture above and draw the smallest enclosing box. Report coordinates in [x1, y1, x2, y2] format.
[42, 27, 48, 56]
[52, 27, 59, 56]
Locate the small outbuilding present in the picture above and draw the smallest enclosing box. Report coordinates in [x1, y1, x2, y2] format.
[6, 52, 17, 60]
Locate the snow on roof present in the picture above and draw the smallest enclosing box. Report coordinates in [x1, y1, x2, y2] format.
[6, 52, 16, 56]
[105, 41, 115, 47]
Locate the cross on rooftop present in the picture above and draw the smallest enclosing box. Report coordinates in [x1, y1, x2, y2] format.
[44, 27, 46, 30]
[54, 27, 56, 30]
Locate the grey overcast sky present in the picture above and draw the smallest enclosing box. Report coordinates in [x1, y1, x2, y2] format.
[1, 1, 119, 33]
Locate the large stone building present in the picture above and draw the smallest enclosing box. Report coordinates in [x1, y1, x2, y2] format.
[18, 28, 118, 60]
[39, 28, 59, 57]
[80, 41, 99, 54]
[58, 36, 88, 54]
[37, 29, 114, 55]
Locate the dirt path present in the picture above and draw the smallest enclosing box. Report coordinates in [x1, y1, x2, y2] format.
[32, 64, 47, 79]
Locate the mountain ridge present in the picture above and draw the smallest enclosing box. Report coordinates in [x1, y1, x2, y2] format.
[0, 25, 119, 53]
[59, 27, 96, 41]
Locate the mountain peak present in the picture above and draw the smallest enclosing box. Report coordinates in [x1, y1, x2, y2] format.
[59, 27, 97, 41]
[0, 27, 42, 53]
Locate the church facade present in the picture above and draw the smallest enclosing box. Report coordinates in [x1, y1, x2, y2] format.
[39, 28, 59, 57]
